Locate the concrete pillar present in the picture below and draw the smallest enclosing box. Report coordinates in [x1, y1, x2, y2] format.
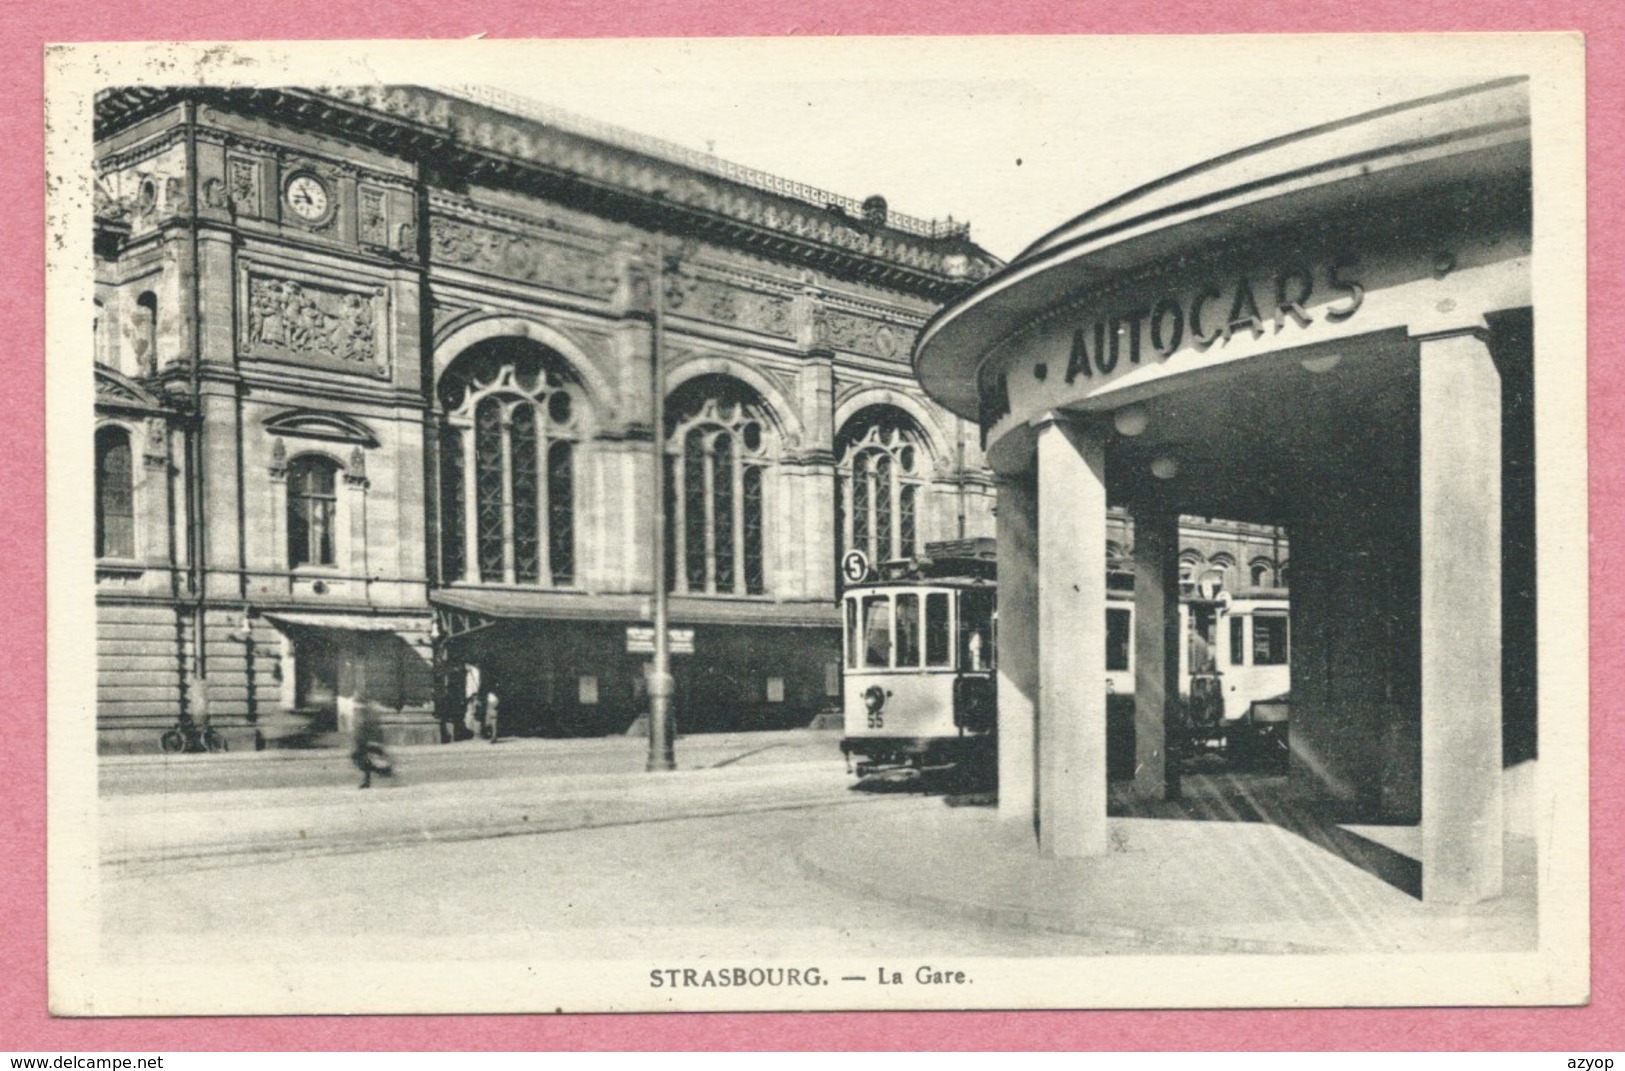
[1418, 330, 1503, 903]
[1132, 507, 1182, 801]
[1034, 416, 1109, 858]
[995, 471, 1039, 830]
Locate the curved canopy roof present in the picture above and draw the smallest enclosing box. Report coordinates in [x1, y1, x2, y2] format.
[913, 78, 1531, 420]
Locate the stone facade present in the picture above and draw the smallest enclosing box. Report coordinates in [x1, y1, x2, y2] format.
[91, 86, 1002, 751]
[91, 86, 1290, 753]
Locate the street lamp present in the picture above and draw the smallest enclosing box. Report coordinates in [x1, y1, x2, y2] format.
[646, 224, 684, 772]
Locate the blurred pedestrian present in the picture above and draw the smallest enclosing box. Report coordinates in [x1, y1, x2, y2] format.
[462, 663, 483, 740]
[350, 703, 394, 789]
[485, 691, 501, 743]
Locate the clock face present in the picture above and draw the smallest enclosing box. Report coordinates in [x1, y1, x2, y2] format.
[284, 174, 330, 222]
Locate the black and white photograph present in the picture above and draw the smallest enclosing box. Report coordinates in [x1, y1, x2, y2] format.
[45, 34, 1589, 1015]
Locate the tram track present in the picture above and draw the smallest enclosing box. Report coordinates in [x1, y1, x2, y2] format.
[99, 761, 885, 877]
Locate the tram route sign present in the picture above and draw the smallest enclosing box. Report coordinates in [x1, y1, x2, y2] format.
[626, 626, 695, 655]
[841, 549, 871, 585]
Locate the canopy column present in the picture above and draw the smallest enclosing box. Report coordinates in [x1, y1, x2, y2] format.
[1034, 414, 1109, 858]
[1418, 329, 1504, 903]
[1132, 506, 1182, 802]
[995, 470, 1039, 830]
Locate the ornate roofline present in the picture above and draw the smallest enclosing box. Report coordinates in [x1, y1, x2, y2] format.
[95, 86, 1004, 302]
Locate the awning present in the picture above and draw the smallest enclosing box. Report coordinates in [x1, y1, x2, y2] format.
[430, 588, 839, 630]
[262, 612, 429, 633]
[431, 589, 645, 623]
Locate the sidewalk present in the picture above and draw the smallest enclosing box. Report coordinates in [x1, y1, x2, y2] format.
[796, 782, 1538, 955]
[98, 727, 839, 766]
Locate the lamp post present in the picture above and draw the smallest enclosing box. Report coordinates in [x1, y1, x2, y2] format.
[647, 227, 678, 772]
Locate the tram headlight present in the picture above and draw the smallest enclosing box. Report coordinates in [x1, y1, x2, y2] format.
[863, 685, 887, 714]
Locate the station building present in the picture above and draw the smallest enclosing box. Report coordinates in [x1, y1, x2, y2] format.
[912, 79, 1536, 903]
[89, 84, 1296, 757]
[90, 85, 1004, 750]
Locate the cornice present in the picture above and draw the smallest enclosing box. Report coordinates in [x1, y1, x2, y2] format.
[96, 86, 1001, 303]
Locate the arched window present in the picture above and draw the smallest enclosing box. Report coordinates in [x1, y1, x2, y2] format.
[836, 406, 930, 565]
[438, 339, 582, 586]
[288, 455, 339, 567]
[132, 291, 157, 374]
[1250, 557, 1276, 588]
[1178, 550, 1203, 595]
[1277, 560, 1289, 588]
[666, 375, 774, 596]
[95, 426, 134, 559]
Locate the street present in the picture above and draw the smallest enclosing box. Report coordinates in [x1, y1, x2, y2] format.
[97, 730, 1138, 965]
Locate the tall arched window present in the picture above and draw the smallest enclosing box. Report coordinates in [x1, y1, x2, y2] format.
[666, 375, 774, 596]
[95, 425, 134, 559]
[438, 338, 582, 586]
[836, 406, 930, 565]
[288, 455, 339, 567]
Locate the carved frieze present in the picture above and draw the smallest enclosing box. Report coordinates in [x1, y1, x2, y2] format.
[822, 308, 914, 361]
[429, 217, 617, 298]
[359, 186, 388, 247]
[665, 269, 795, 339]
[241, 268, 389, 378]
[228, 157, 260, 215]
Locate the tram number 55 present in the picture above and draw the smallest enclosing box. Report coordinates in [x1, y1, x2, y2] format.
[862, 684, 886, 730]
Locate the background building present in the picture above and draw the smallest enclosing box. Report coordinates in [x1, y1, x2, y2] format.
[91, 85, 1290, 753]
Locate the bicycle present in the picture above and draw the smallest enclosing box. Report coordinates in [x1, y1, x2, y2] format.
[159, 720, 228, 754]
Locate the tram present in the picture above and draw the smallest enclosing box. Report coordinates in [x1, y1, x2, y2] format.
[840, 541, 1291, 776]
[838, 542, 998, 776]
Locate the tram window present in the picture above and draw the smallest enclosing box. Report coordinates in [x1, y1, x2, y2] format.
[959, 589, 995, 671]
[925, 592, 951, 667]
[1230, 615, 1247, 665]
[1253, 614, 1289, 665]
[863, 595, 893, 668]
[845, 598, 859, 669]
[1106, 608, 1131, 672]
[895, 593, 921, 668]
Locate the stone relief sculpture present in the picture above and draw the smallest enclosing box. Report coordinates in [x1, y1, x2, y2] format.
[246, 274, 383, 372]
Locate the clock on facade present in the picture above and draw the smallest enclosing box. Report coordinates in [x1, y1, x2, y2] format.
[283, 173, 331, 223]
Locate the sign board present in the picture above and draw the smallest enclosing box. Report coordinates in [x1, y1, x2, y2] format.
[626, 626, 695, 655]
[841, 549, 871, 585]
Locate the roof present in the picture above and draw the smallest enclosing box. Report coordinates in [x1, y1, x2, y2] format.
[913, 77, 1532, 420]
[94, 85, 1003, 302]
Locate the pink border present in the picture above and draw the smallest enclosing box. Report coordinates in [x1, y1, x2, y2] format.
[6, 3, 1620, 1052]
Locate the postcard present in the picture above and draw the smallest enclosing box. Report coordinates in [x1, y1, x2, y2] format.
[45, 34, 1589, 1015]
